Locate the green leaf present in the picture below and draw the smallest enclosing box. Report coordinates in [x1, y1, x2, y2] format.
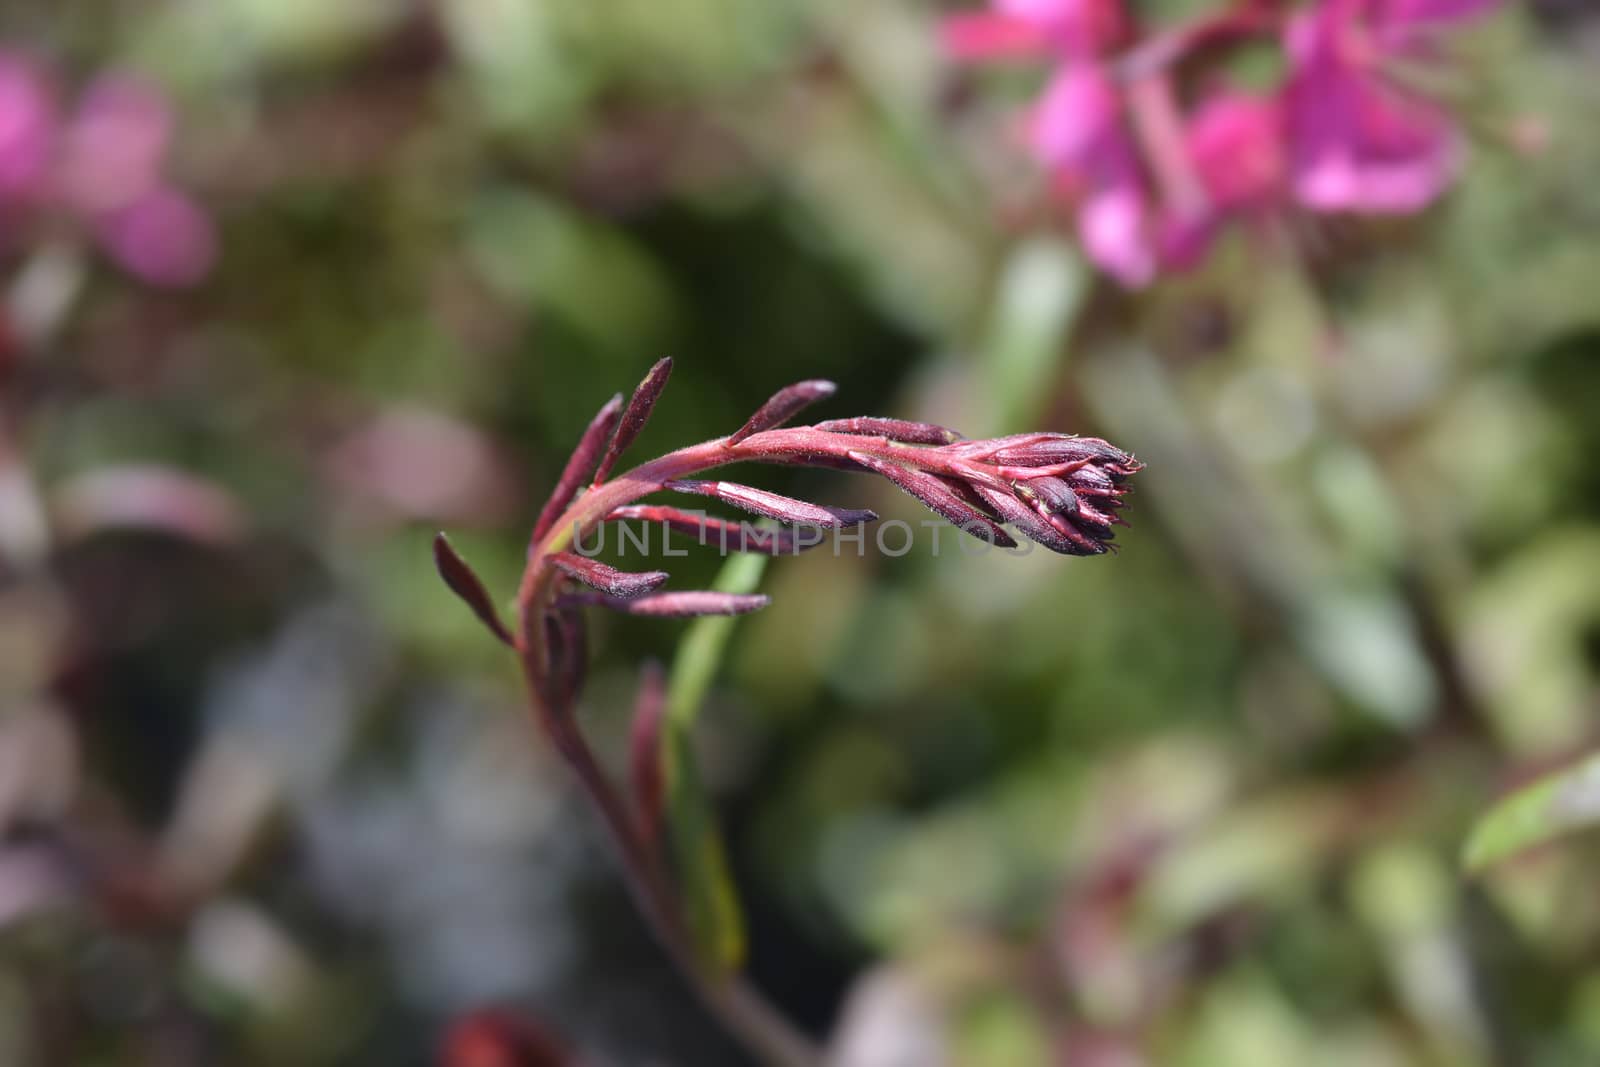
[1464, 751, 1600, 872]
[661, 550, 769, 973]
[981, 237, 1086, 433]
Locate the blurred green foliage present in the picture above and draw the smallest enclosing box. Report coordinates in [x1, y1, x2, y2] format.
[3, 1, 1600, 1065]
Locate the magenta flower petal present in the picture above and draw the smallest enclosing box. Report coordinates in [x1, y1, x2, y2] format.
[1026, 65, 1120, 170]
[59, 74, 173, 215]
[0, 54, 55, 201]
[1077, 178, 1156, 287]
[96, 186, 218, 288]
[1002, 0, 1128, 54]
[942, 12, 1056, 61]
[1286, 11, 1459, 213]
[1187, 92, 1285, 213]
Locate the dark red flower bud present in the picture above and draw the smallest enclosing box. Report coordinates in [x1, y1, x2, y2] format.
[551, 553, 670, 598]
[607, 505, 824, 555]
[560, 590, 772, 617]
[592, 358, 673, 486]
[990, 434, 1141, 475]
[533, 393, 624, 541]
[1066, 464, 1120, 497]
[973, 483, 1110, 555]
[846, 450, 1017, 547]
[949, 433, 1140, 475]
[729, 380, 836, 444]
[1017, 476, 1081, 518]
[664, 480, 876, 528]
[813, 416, 962, 445]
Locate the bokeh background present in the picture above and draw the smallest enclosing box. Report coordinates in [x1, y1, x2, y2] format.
[3, 1, 1600, 1064]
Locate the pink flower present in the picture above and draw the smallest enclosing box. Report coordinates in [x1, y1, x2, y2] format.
[0, 53, 55, 201]
[57, 75, 174, 216]
[1029, 65, 1159, 286]
[1284, 0, 1496, 213]
[943, 0, 1128, 61]
[96, 187, 217, 288]
[1187, 91, 1285, 214]
[0, 56, 215, 288]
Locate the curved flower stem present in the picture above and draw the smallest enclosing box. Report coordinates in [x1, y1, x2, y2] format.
[527, 674, 820, 1066]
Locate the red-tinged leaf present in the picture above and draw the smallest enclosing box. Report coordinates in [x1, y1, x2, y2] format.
[845, 451, 1018, 548]
[813, 416, 962, 445]
[606, 505, 824, 555]
[559, 591, 771, 617]
[551, 553, 669, 598]
[532, 393, 624, 542]
[433, 533, 515, 647]
[664, 480, 876, 528]
[629, 661, 667, 848]
[728, 379, 836, 444]
[592, 357, 672, 486]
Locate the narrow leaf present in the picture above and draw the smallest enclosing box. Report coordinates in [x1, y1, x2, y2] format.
[558, 591, 770, 617]
[664, 480, 876, 528]
[846, 451, 1017, 548]
[666, 552, 768, 724]
[607, 505, 825, 555]
[662, 552, 770, 973]
[551, 553, 669, 598]
[593, 357, 672, 486]
[629, 661, 668, 848]
[728, 380, 836, 445]
[433, 533, 514, 647]
[1465, 753, 1600, 872]
[532, 393, 624, 542]
[813, 416, 962, 445]
[665, 730, 744, 973]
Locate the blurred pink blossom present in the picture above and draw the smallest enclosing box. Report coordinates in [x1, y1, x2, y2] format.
[0, 54, 54, 200]
[97, 186, 217, 288]
[58, 74, 174, 215]
[1285, 0, 1471, 213]
[1187, 92, 1286, 214]
[0, 51, 214, 288]
[945, 0, 1502, 285]
[943, 0, 1128, 61]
